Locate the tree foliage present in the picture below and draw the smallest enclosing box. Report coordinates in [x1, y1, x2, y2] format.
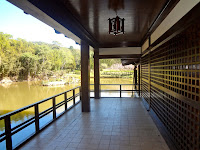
[0, 32, 121, 80]
[0, 32, 76, 79]
[100, 59, 121, 67]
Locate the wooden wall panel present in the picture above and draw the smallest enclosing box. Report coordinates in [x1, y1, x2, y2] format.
[141, 54, 151, 108]
[141, 22, 200, 150]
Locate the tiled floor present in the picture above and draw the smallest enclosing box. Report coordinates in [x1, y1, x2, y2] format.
[20, 98, 170, 150]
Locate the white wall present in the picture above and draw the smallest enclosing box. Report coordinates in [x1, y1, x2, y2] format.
[151, 0, 200, 44]
[142, 0, 200, 52]
[99, 47, 141, 55]
[142, 39, 149, 52]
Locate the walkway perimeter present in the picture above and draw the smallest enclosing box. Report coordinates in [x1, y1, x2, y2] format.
[20, 98, 170, 150]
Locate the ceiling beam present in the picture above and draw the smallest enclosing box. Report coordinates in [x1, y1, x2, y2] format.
[98, 54, 141, 59]
[100, 42, 140, 48]
[142, 2, 200, 55]
[28, 0, 99, 48]
[140, 0, 180, 46]
[121, 59, 140, 66]
[7, 0, 81, 44]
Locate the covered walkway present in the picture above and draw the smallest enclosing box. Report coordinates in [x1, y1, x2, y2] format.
[2, 0, 200, 149]
[20, 98, 169, 150]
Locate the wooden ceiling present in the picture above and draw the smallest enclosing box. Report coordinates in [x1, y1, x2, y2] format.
[28, 0, 179, 48]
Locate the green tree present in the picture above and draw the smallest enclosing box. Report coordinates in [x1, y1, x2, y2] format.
[19, 52, 39, 79]
[0, 32, 123, 80]
[70, 48, 80, 70]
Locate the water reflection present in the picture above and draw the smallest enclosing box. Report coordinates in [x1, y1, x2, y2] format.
[0, 81, 79, 111]
[0, 78, 133, 149]
[0, 110, 34, 131]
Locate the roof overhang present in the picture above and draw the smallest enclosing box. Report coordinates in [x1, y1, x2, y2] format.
[7, 0, 200, 60]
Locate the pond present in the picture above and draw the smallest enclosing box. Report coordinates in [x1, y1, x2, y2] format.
[0, 78, 134, 149]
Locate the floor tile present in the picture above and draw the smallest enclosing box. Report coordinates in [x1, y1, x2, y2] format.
[20, 98, 170, 150]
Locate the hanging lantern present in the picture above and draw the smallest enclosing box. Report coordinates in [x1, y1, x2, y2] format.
[108, 16, 125, 35]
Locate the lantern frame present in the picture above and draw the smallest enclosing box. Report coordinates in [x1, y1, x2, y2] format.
[108, 16, 125, 35]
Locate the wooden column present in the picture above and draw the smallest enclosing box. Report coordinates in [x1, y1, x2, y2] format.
[94, 48, 100, 99]
[134, 66, 137, 85]
[81, 40, 90, 112]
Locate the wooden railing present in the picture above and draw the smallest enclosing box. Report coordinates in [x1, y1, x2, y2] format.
[0, 86, 81, 150]
[91, 84, 140, 97]
[0, 84, 140, 150]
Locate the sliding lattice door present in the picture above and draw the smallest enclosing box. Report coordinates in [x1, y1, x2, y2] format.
[141, 22, 200, 150]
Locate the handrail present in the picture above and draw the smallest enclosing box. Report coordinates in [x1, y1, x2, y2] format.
[0, 84, 137, 119]
[0, 84, 139, 150]
[91, 84, 140, 85]
[0, 86, 81, 150]
[0, 86, 81, 120]
[91, 90, 140, 92]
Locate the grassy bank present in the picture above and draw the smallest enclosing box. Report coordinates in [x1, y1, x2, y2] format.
[72, 70, 133, 78]
[100, 70, 133, 78]
[0, 70, 133, 85]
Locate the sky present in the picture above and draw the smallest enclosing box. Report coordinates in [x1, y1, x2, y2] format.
[0, 0, 80, 49]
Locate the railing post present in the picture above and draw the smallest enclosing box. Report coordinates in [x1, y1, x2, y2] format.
[79, 87, 81, 101]
[64, 92, 67, 111]
[5, 116, 12, 150]
[52, 97, 56, 119]
[73, 89, 76, 105]
[34, 104, 39, 132]
[120, 85, 122, 98]
[99, 85, 101, 98]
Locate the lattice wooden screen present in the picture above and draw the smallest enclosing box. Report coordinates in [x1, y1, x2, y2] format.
[141, 22, 200, 150]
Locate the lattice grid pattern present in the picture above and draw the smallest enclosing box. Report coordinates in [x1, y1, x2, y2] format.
[141, 22, 200, 150]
